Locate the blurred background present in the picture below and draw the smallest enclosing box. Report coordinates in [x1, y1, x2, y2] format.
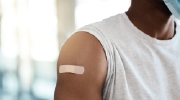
[0, 0, 133, 100]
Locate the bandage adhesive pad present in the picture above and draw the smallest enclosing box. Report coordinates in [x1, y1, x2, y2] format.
[59, 65, 84, 74]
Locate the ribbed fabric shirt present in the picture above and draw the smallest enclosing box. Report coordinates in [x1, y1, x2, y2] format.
[75, 13, 180, 100]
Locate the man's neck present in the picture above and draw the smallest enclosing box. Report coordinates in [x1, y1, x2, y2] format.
[126, 0, 175, 40]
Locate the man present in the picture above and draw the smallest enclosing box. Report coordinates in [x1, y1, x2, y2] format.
[54, 0, 180, 100]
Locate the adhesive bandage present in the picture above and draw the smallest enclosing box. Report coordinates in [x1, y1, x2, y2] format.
[59, 65, 84, 74]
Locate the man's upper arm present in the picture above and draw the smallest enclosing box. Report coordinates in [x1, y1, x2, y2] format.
[54, 31, 108, 100]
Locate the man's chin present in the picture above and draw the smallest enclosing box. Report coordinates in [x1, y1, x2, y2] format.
[156, 1, 172, 16]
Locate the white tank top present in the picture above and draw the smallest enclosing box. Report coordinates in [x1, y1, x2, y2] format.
[75, 13, 180, 100]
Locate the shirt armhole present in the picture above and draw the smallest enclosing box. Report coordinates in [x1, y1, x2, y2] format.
[74, 24, 116, 100]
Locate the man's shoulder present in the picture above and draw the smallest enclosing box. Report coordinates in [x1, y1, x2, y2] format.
[55, 31, 108, 100]
[91, 13, 124, 27]
[77, 13, 125, 38]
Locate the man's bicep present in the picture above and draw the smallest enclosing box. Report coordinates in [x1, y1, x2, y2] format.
[54, 32, 107, 100]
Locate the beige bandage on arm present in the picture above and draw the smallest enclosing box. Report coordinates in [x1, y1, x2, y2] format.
[59, 65, 85, 74]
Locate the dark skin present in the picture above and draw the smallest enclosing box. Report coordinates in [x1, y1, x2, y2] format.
[54, 0, 175, 100]
[126, 0, 175, 40]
